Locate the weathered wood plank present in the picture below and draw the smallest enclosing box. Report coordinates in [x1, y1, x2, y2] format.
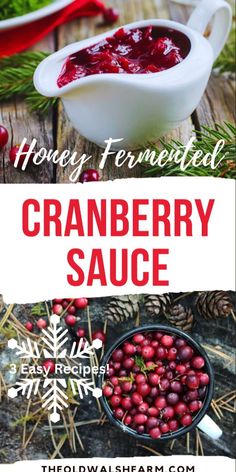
[194, 74, 235, 128]
[0, 36, 55, 184]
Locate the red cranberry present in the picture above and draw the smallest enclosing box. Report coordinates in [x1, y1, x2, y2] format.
[161, 335, 174, 348]
[138, 402, 149, 413]
[160, 423, 170, 434]
[199, 373, 210, 386]
[121, 397, 133, 410]
[92, 330, 106, 344]
[185, 390, 199, 402]
[155, 396, 167, 410]
[167, 348, 178, 360]
[9, 144, 34, 167]
[103, 385, 113, 397]
[42, 359, 55, 374]
[110, 395, 121, 408]
[131, 392, 143, 405]
[114, 386, 122, 395]
[148, 373, 159, 386]
[113, 362, 121, 371]
[107, 366, 115, 377]
[166, 371, 174, 381]
[103, 7, 119, 24]
[121, 381, 133, 393]
[149, 427, 161, 439]
[170, 381, 183, 393]
[148, 407, 158, 417]
[168, 419, 179, 431]
[178, 346, 194, 362]
[174, 401, 188, 416]
[53, 303, 63, 315]
[189, 400, 202, 412]
[141, 346, 155, 360]
[25, 321, 34, 332]
[124, 415, 132, 426]
[77, 327, 85, 338]
[166, 392, 179, 405]
[123, 343, 136, 356]
[175, 338, 186, 348]
[118, 369, 127, 377]
[156, 366, 166, 375]
[176, 364, 186, 375]
[110, 376, 119, 386]
[180, 414, 192, 427]
[150, 387, 159, 398]
[79, 169, 99, 183]
[159, 378, 170, 391]
[74, 298, 88, 309]
[36, 318, 47, 330]
[112, 349, 124, 362]
[65, 314, 77, 326]
[186, 374, 200, 390]
[0, 125, 9, 148]
[123, 357, 135, 370]
[137, 383, 151, 397]
[133, 334, 145, 344]
[191, 356, 205, 369]
[146, 416, 158, 429]
[137, 425, 145, 434]
[133, 414, 147, 425]
[114, 407, 124, 420]
[62, 300, 69, 308]
[135, 373, 146, 384]
[67, 305, 76, 315]
[156, 346, 167, 360]
[53, 298, 63, 303]
[162, 406, 175, 419]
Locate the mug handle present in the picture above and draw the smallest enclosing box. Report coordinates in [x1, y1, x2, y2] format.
[197, 414, 222, 439]
[187, 0, 232, 60]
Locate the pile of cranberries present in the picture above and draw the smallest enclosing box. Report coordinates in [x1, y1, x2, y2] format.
[57, 26, 191, 87]
[102, 330, 210, 439]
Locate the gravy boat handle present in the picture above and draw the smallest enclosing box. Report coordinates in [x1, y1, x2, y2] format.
[187, 0, 232, 60]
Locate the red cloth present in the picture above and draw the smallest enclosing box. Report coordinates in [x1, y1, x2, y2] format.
[0, 0, 105, 57]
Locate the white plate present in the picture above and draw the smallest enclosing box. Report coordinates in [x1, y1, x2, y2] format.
[0, 0, 73, 31]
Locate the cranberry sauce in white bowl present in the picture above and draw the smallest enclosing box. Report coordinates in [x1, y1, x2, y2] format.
[34, 0, 232, 149]
[57, 26, 191, 87]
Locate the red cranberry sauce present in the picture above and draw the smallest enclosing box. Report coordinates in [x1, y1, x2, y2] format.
[103, 331, 209, 439]
[57, 26, 191, 87]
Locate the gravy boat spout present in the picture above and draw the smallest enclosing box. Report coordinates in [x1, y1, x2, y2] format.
[34, 3, 231, 149]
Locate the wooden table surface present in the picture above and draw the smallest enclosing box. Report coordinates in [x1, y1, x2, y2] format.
[0, 0, 235, 184]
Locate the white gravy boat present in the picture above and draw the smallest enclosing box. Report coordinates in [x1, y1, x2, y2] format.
[34, 0, 232, 150]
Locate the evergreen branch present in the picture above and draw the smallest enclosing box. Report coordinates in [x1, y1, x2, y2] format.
[0, 0, 51, 21]
[31, 303, 47, 316]
[0, 51, 57, 114]
[144, 122, 236, 179]
[214, 27, 236, 74]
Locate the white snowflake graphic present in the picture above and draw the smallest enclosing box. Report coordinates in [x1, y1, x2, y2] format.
[7, 315, 103, 423]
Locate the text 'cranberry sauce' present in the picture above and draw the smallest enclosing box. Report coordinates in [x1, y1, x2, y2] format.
[57, 26, 191, 87]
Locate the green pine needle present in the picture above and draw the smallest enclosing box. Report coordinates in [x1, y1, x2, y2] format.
[0, 51, 57, 114]
[214, 27, 236, 74]
[144, 122, 236, 179]
[0, 0, 51, 21]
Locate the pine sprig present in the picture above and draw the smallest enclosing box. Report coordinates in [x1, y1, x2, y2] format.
[0, 0, 51, 21]
[144, 122, 236, 179]
[214, 27, 236, 74]
[0, 51, 57, 113]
